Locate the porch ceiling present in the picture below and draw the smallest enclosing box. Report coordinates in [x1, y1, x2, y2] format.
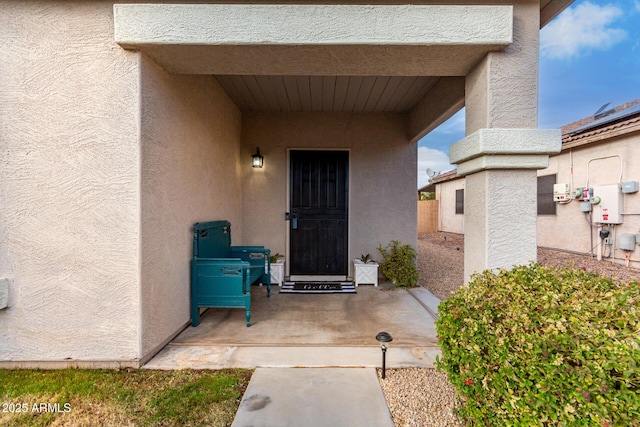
[215, 75, 439, 113]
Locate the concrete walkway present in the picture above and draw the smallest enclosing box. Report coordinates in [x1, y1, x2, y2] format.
[231, 368, 394, 427]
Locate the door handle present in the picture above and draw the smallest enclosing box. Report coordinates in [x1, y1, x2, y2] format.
[291, 209, 298, 230]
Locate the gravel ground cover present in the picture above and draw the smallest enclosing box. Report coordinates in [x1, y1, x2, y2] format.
[378, 368, 465, 427]
[379, 231, 639, 427]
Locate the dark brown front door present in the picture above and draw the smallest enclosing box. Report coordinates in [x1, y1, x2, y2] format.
[289, 150, 348, 276]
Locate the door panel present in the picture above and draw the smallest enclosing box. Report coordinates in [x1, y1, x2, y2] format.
[290, 151, 348, 275]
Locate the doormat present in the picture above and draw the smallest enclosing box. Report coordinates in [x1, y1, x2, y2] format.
[280, 282, 356, 294]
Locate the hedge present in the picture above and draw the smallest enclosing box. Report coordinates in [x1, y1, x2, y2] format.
[436, 263, 639, 426]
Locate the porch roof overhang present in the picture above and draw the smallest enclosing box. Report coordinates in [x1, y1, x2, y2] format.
[114, 2, 570, 142]
[114, 4, 513, 76]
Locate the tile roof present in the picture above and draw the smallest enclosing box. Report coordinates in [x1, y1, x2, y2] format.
[418, 169, 459, 192]
[561, 99, 640, 150]
[561, 99, 640, 134]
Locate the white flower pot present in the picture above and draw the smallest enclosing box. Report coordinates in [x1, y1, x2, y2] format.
[353, 259, 379, 287]
[270, 259, 285, 286]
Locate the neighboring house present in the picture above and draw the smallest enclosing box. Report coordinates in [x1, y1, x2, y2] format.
[419, 170, 465, 234]
[537, 100, 640, 269]
[1, 1, 570, 367]
[429, 100, 640, 269]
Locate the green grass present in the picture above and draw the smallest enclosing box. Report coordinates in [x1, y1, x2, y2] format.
[0, 368, 252, 426]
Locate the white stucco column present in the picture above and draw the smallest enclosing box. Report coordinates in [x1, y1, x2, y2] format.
[450, 130, 561, 282]
[451, 1, 561, 282]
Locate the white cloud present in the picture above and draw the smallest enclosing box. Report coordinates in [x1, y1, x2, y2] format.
[433, 109, 465, 135]
[540, 1, 626, 59]
[417, 147, 454, 189]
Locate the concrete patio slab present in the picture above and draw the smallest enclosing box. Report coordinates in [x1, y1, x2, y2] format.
[171, 284, 437, 347]
[230, 368, 394, 427]
[144, 282, 441, 369]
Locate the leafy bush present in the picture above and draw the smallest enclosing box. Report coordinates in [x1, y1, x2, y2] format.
[436, 263, 640, 426]
[377, 240, 419, 288]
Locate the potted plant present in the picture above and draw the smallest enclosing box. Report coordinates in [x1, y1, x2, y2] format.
[269, 253, 285, 286]
[353, 253, 379, 287]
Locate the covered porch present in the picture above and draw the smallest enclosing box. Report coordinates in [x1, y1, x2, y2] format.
[116, 1, 564, 364]
[0, 1, 571, 367]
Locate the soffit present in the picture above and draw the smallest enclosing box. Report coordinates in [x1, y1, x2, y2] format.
[540, 0, 574, 28]
[215, 75, 439, 113]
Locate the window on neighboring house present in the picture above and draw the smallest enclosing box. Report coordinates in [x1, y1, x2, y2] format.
[537, 174, 556, 215]
[455, 189, 464, 214]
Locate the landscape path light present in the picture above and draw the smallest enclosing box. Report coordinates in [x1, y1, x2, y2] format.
[376, 331, 393, 379]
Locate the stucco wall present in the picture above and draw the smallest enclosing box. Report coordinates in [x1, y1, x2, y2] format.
[436, 179, 465, 234]
[0, 2, 140, 362]
[538, 134, 640, 269]
[465, 0, 539, 132]
[241, 113, 417, 275]
[139, 57, 243, 359]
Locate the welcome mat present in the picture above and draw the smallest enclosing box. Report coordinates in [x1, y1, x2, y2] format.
[280, 281, 356, 294]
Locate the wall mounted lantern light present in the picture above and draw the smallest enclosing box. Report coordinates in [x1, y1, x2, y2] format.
[252, 147, 264, 168]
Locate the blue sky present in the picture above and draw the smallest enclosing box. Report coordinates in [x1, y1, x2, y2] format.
[418, 0, 640, 188]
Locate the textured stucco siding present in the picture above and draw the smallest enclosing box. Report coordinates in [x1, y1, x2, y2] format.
[115, 4, 512, 45]
[139, 57, 243, 359]
[538, 135, 640, 268]
[436, 179, 465, 234]
[113, 3, 512, 76]
[464, 170, 538, 280]
[241, 113, 417, 275]
[465, 0, 540, 132]
[0, 2, 140, 361]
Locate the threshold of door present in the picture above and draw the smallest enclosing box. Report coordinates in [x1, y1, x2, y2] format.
[289, 275, 347, 282]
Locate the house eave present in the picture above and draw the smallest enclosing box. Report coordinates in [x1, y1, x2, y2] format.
[560, 116, 640, 151]
[114, 4, 513, 76]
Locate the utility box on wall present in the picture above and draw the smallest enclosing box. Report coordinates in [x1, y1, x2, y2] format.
[553, 183, 570, 201]
[0, 278, 8, 310]
[592, 184, 623, 224]
[619, 234, 636, 251]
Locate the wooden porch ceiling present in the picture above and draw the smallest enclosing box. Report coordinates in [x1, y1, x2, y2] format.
[215, 75, 439, 113]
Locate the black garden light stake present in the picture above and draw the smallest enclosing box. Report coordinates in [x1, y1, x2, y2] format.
[376, 331, 393, 379]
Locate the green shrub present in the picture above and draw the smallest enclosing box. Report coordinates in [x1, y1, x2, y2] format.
[436, 263, 640, 426]
[377, 240, 419, 288]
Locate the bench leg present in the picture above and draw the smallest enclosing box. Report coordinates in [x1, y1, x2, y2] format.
[244, 278, 251, 326]
[191, 259, 200, 327]
[191, 305, 200, 327]
[261, 273, 271, 297]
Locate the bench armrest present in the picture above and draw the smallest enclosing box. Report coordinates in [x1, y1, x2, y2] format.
[230, 247, 271, 266]
[195, 257, 246, 264]
[231, 246, 269, 254]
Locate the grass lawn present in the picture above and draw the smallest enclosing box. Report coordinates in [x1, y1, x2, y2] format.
[0, 368, 252, 426]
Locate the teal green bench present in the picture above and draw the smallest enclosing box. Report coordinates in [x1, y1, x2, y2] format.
[191, 221, 271, 327]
